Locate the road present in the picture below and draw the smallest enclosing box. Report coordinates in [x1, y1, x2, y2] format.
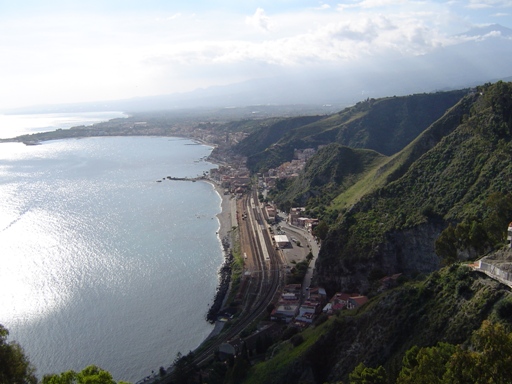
[276, 213, 320, 297]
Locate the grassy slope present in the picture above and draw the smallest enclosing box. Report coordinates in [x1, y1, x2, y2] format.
[273, 143, 387, 209]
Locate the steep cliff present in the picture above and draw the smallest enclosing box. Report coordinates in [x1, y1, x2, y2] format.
[315, 82, 512, 293]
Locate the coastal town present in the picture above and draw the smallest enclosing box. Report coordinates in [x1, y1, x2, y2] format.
[5, 117, 400, 384]
[135, 133, 411, 383]
[10, 109, 512, 384]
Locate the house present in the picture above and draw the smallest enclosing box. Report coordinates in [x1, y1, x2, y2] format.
[323, 292, 364, 314]
[288, 207, 305, 226]
[347, 295, 369, 309]
[283, 284, 302, 294]
[282, 292, 298, 301]
[296, 299, 322, 323]
[306, 287, 327, 304]
[270, 302, 299, 323]
[295, 310, 316, 324]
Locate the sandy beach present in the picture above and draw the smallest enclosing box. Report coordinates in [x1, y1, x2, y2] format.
[213, 181, 235, 242]
[204, 179, 237, 324]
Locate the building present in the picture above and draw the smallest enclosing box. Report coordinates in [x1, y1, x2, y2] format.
[265, 204, 277, 223]
[323, 292, 366, 314]
[347, 295, 369, 309]
[271, 302, 300, 323]
[270, 284, 302, 323]
[274, 235, 291, 248]
[288, 207, 306, 226]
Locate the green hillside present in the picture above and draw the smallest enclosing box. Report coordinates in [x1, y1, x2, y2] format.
[243, 264, 512, 384]
[236, 82, 512, 384]
[234, 115, 325, 170]
[239, 89, 468, 172]
[314, 81, 512, 294]
[269, 143, 387, 217]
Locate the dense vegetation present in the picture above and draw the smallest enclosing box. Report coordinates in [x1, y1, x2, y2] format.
[0, 325, 36, 384]
[242, 264, 512, 384]
[223, 82, 512, 383]
[305, 82, 512, 293]
[238, 90, 467, 173]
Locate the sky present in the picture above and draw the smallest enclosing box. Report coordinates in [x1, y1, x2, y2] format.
[0, 0, 511, 110]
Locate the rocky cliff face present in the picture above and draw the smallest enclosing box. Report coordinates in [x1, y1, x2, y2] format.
[315, 221, 445, 294]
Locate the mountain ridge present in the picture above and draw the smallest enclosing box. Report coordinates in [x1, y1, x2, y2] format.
[4, 25, 511, 114]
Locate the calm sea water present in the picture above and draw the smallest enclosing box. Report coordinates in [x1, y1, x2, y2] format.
[0, 115, 223, 382]
[0, 112, 127, 139]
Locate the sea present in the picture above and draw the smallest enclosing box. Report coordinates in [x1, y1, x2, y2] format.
[0, 113, 223, 382]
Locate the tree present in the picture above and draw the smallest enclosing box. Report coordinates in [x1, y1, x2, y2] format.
[313, 221, 329, 241]
[435, 224, 457, 264]
[349, 362, 387, 384]
[445, 320, 512, 383]
[483, 192, 512, 246]
[0, 324, 37, 384]
[395, 321, 512, 384]
[396, 343, 456, 384]
[42, 365, 130, 384]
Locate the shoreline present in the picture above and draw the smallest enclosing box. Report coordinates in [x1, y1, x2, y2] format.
[204, 179, 235, 325]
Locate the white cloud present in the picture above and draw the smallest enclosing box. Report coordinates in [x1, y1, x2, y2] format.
[0, 1, 504, 109]
[315, 3, 332, 10]
[245, 8, 273, 32]
[466, 0, 512, 9]
[338, 0, 410, 11]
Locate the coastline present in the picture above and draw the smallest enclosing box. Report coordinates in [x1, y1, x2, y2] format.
[204, 179, 235, 324]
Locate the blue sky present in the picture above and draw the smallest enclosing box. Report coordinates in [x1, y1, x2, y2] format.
[0, 0, 511, 109]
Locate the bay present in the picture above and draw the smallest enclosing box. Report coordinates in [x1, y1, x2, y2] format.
[0, 134, 223, 382]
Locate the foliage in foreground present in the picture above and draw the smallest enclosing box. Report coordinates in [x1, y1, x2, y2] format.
[0, 324, 37, 384]
[350, 320, 512, 384]
[0, 323, 129, 384]
[42, 365, 130, 384]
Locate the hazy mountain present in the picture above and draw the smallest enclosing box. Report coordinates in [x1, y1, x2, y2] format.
[7, 25, 512, 114]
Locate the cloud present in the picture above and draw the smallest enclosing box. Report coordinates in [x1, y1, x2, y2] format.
[315, 3, 331, 10]
[338, 0, 410, 11]
[0, 0, 502, 109]
[466, 0, 512, 9]
[167, 13, 182, 20]
[245, 8, 272, 32]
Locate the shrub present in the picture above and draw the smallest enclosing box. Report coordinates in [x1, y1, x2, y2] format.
[496, 297, 512, 323]
[290, 334, 304, 347]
